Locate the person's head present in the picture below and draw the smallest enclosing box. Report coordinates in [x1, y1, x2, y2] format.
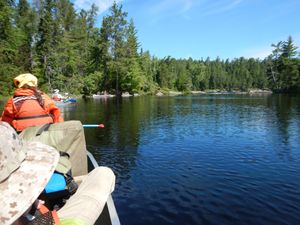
[0, 122, 59, 225]
[13, 73, 38, 89]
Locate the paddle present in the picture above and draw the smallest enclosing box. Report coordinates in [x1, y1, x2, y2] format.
[83, 124, 105, 128]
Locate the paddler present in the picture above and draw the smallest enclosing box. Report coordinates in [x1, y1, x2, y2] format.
[0, 73, 63, 132]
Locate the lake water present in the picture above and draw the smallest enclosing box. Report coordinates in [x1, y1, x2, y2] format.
[1, 94, 300, 225]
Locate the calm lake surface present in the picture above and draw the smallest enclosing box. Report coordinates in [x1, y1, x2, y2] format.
[2, 94, 300, 225]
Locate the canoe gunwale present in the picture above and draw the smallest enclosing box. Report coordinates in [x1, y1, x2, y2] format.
[87, 151, 121, 225]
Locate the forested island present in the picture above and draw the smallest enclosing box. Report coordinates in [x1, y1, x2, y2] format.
[1, 1, 300, 97]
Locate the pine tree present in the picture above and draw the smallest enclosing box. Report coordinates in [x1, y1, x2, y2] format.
[35, 0, 55, 90]
[282, 36, 298, 59]
[97, 18, 111, 91]
[122, 19, 145, 93]
[0, 0, 20, 95]
[15, 0, 36, 71]
[269, 36, 299, 92]
[99, 2, 128, 95]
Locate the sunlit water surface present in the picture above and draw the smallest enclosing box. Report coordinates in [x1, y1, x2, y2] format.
[2, 94, 300, 225]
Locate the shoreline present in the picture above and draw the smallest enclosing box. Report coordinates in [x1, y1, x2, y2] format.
[155, 89, 273, 96]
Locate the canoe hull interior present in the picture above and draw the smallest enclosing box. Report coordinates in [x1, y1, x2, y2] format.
[87, 151, 121, 225]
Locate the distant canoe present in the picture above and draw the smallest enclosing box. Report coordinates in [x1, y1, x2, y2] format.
[54, 99, 77, 107]
[121, 92, 131, 97]
[92, 94, 115, 98]
[67, 98, 77, 103]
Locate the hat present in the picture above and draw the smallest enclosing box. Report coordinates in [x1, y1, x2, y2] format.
[14, 73, 38, 88]
[0, 122, 59, 225]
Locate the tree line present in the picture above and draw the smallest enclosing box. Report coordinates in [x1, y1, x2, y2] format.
[1, 0, 299, 97]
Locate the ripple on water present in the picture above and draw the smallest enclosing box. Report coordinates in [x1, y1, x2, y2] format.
[84, 95, 300, 225]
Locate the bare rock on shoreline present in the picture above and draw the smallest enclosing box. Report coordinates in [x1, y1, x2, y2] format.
[191, 91, 206, 94]
[122, 92, 132, 97]
[248, 89, 272, 94]
[156, 91, 164, 96]
[168, 91, 182, 96]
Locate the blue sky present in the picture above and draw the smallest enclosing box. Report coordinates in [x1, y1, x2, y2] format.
[73, 0, 300, 60]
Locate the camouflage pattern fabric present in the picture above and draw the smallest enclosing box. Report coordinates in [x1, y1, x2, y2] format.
[0, 121, 59, 225]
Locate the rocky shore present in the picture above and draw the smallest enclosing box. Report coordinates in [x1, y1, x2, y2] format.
[155, 89, 272, 96]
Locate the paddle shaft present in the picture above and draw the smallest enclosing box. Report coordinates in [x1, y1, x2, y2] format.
[83, 124, 105, 128]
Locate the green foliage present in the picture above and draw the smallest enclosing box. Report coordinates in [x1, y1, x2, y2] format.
[82, 71, 103, 96]
[267, 36, 300, 92]
[0, 1, 299, 96]
[0, 0, 23, 95]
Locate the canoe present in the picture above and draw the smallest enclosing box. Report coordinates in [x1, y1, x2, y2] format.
[41, 151, 120, 224]
[17, 121, 118, 224]
[54, 99, 76, 108]
[66, 98, 77, 103]
[92, 94, 115, 99]
[86, 151, 121, 225]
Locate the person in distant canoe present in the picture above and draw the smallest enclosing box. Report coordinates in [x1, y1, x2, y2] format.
[52, 89, 63, 101]
[0, 73, 63, 132]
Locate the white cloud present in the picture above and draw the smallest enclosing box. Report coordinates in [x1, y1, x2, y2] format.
[243, 33, 300, 59]
[243, 47, 272, 59]
[146, 0, 199, 24]
[74, 0, 123, 14]
[201, 0, 243, 16]
[150, 0, 198, 15]
[293, 33, 300, 47]
[147, 0, 243, 23]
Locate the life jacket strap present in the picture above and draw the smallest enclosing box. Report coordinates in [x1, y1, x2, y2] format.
[38, 204, 49, 214]
[52, 210, 61, 225]
[13, 95, 38, 104]
[36, 123, 52, 136]
[13, 95, 39, 111]
[15, 114, 52, 120]
[37, 204, 61, 225]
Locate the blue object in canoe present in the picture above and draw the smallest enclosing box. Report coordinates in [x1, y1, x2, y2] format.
[45, 173, 66, 193]
[68, 98, 77, 103]
[62, 98, 76, 103]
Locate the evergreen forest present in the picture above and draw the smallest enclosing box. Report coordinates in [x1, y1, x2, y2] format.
[1, 0, 300, 96]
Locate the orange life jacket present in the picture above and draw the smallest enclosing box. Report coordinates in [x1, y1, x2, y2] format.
[12, 95, 54, 132]
[1, 89, 63, 132]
